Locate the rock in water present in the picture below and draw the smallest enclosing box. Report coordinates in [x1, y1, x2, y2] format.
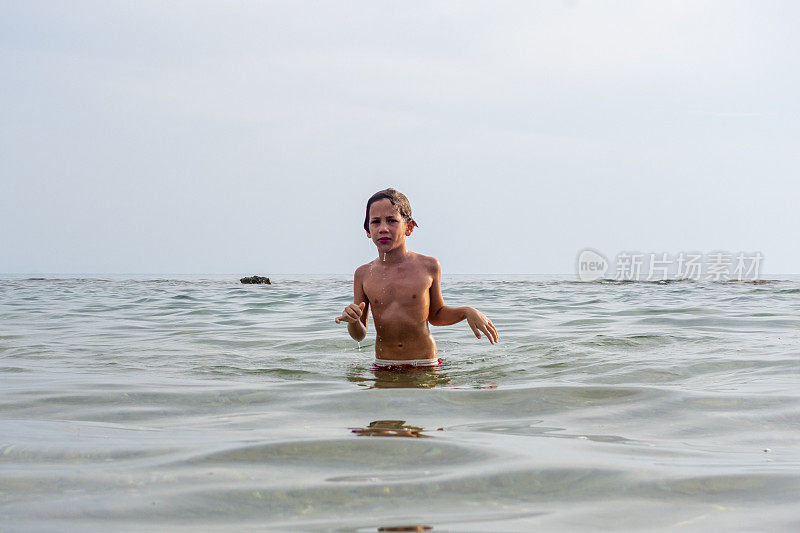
[240, 276, 271, 284]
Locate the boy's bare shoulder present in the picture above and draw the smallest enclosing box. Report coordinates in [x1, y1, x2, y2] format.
[410, 252, 441, 274]
[354, 262, 374, 279]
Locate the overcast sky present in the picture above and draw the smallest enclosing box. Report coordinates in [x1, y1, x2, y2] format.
[2, 1, 798, 275]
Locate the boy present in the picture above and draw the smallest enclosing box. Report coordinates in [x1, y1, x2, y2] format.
[335, 188, 499, 368]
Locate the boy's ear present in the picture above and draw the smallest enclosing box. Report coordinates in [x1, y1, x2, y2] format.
[366, 231, 371, 238]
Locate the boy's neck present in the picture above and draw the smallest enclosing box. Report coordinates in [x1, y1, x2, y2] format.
[378, 245, 410, 264]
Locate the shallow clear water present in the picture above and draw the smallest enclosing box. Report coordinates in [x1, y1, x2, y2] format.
[1, 274, 799, 531]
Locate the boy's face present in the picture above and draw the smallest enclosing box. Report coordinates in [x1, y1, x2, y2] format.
[366, 198, 413, 251]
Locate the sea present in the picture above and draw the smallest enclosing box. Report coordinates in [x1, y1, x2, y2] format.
[1, 274, 799, 531]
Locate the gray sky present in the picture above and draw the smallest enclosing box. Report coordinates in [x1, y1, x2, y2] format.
[2, 1, 799, 275]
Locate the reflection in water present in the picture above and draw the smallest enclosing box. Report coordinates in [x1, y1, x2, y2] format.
[378, 526, 432, 531]
[347, 365, 451, 389]
[351, 420, 434, 438]
[371, 367, 450, 389]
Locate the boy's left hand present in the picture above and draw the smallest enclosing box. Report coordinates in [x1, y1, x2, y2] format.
[465, 308, 499, 344]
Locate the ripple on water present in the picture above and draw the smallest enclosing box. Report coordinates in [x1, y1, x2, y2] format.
[180, 438, 492, 469]
[2, 276, 800, 530]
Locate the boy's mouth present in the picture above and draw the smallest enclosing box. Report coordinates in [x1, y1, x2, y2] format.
[377, 238, 391, 244]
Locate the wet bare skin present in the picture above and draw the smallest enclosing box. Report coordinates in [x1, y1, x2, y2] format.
[335, 198, 499, 362]
[361, 253, 437, 360]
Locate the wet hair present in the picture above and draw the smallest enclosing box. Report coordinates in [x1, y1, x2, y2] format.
[363, 188, 418, 233]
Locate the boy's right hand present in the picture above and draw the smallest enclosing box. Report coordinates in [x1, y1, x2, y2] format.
[335, 302, 365, 324]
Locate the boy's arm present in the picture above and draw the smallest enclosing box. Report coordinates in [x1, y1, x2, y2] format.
[427, 259, 499, 344]
[350, 267, 369, 341]
[335, 266, 369, 342]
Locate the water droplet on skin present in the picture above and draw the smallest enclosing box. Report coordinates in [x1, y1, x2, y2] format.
[382, 253, 386, 262]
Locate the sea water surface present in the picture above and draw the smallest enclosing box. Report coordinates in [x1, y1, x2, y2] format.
[1, 274, 799, 531]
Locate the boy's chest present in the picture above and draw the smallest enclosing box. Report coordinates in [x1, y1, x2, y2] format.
[363, 268, 432, 307]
